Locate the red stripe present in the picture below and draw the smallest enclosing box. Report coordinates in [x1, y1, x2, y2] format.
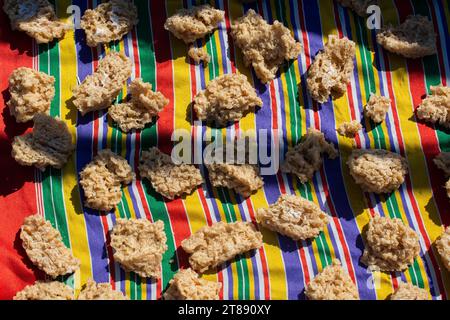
[0, 6, 38, 299]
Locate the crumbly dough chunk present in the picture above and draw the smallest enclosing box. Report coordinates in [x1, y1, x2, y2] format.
[337, 120, 362, 138]
[361, 215, 420, 272]
[188, 46, 210, 65]
[364, 94, 391, 124]
[20, 215, 80, 278]
[79, 149, 134, 211]
[81, 0, 138, 47]
[347, 149, 408, 194]
[3, 0, 68, 43]
[193, 73, 263, 126]
[14, 281, 73, 300]
[110, 219, 168, 279]
[305, 260, 359, 300]
[307, 35, 355, 103]
[434, 152, 450, 176]
[139, 147, 203, 200]
[7, 67, 55, 123]
[446, 180, 450, 198]
[281, 128, 338, 183]
[78, 279, 128, 300]
[376, 15, 437, 59]
[164, 268, 222, 300]
[73, 51, 132, 115]
[12, 113, 74, 170]
[390, 282, 430, 300]
[206, 163, 264, 198]
[256, 194, 329, 241]
[336, 0, 378, 17]
[231, 9, 302, 84]
[109, 79, 169, 132]
[436, 227, 450, 271]
[164, 4, 224, 44]
[416, 85, 450, 129]
[181, 221, 263, 273]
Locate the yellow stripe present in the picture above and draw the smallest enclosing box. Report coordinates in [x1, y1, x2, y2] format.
[57, 1, 92, 294]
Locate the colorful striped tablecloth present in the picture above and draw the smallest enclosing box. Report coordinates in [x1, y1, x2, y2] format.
[0, 0, 449, 300]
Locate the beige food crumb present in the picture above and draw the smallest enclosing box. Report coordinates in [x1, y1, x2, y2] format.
[164, 268, 222, 300]
[281, 128, 338, 183]
[256, 194, 329, 241]
[111, 219, 168, 279]
[307, 35, 355, 103]
[337, 120, 362, 138]
[3, 0, 68, 43]
[447, 180, 450, 198]
[164, 4, 224, 44]
[436, 226, 450, 271]
[434, 152, 450, 176]
[79, 149, 134, 211]
[347, 149, 408, 194]
[13, 281, 73, 300]
[11, 113, 74, 171]
[336, 0, 378, 17]
[206, 163, 264, 198]
[188, 46, 210, 65]
[364, 94, 391, 124]
[181, 221, 263, 273]
[20, 214, 80, 278]
[361, 215, 420, 272]
[416, 85, 450, 129]
[109, 79, 169, 132]
[231, 9, 302, 84]
[78, 278, 128, 300]
[139, 147, 203, 200]
[193, 73, 263, 126]
[73, 51, 132, 115]
[390, 282, 430, 300]
[7, 67, 55, 123]
[81, 0, 138, 47]
[305, 260, 359, 300]
[376, 15, 437, 59]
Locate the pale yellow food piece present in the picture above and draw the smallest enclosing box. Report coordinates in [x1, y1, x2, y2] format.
[436, 227, 450, 271]
[206, 163, 264, 198]
[81, 0, 138, 47]
[256, 194, 329, 241]
[188, 46, 210, 65]
[110, 219, 168, 279]
[281, 128, 338, 183]
[164, 268, 222, 300]
[364, 94, 391, 124]
[139, 147, 203, 200]
[361, 215, 420, 272]
[416, 85, 450, 129]
[7, 67, 55, 123]
[12, 113, 74, 170]
[79, 149, 134, 211]
[307, 35, 355, 103]
[377, 15, 437, 59]
[20, 215, 80, 278]
[336, 0, 378, 17]
[337, 120, 362, 138]
[447, 180, 450, 198]
[3, 0, 68, 43]
[73, 51, 132, 115]
[193, 73, 263, 126]
[231, 9, 302, 84]
[13, 281, 73, 300]
[78, 278, 128, 300]
[164, 4, 224, 44]
[109, 79, 169, 132]
[181, 221, 263, 273]
[305, 260, 359, 300]
[390, 282, 430, 300]
[347, 149, 408, 194]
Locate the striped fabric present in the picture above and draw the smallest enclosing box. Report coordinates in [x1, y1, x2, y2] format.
[0, 0, 449, 300]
